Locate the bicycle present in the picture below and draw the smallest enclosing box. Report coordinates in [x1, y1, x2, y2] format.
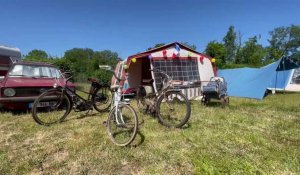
[99, 65, 138, 146]
[136, 69, 191, 128]
[31, 73, 112, 126]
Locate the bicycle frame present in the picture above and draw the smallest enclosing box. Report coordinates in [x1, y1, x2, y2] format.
[54, 73, 109, 111]
[111, 87, 126, 125]
[141, 69, 176, 105]
[99, 65, 129, 125]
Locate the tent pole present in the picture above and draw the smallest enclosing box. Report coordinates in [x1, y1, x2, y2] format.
[274, 71, 278, 94]
[283, 57, 286, 94]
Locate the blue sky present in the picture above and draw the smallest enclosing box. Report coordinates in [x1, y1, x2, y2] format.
[1, 0, 299, 59]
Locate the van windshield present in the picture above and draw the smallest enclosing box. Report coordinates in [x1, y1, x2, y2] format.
[9, 65, 62, 78]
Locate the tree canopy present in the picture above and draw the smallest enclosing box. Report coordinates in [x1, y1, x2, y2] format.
[268, 25, 300, 62]
[147, 42, 197, 51]
[223, 26, 237, 63]
[204, 41, 226, 68]
[24, 49, 49, 61]
[23, 48, 121, 83]
[205, 24, 300, 69]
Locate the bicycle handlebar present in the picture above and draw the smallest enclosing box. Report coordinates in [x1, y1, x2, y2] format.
[99, 65, 123, 82]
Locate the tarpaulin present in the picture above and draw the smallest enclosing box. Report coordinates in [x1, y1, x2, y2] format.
[218, 57, 298, 100]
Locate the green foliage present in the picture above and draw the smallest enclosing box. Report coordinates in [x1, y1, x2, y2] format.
[223, 26, 237, 63]
[204, 41, 226, 68]
[24, 49, 49, 62]
[147, 42, 197, 51]
[267, 25, 300, 62]
[147, 43, 166, 50]
[64, 48, 94, 82]
[52, 58, 72, 72]
[180, 42, 197, 50]
[205, 24, 299, 69]
[91, 50, 121, 83]
[24, 48, 121, 83]
[236, 36, 267, 67]
[59, 48, 121, 83]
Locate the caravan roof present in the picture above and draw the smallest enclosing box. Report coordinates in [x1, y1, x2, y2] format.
[0, 45, 22, 61]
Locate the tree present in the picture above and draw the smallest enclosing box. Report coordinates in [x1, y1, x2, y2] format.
[91, 50, 121, 83]
[180, 42, 197, 50]
[64, 48, 94, 82]
[235, 36, 267, 67]
[147, 43, 166, 50]
[235, 31, 243, 64]
[204, 41, 226, 68]
[24, 49, 49, 61]
[223, 26, 237, 63]
[267, 25, 300, 62]
[147, 42, 197, 51]
[52, 58, 72, 73]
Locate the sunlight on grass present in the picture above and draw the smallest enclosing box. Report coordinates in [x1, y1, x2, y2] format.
[0, 93, 299, 174]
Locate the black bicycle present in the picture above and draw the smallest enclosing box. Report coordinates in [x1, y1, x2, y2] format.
[31, 74, 112, 126]
[136, 69, 191, 128]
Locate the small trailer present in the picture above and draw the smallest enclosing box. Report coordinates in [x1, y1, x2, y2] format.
[201, 77, 229, 107]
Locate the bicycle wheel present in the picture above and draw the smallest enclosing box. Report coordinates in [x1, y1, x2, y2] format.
[107, 104, 138, 146]
[92, 86, 112, 112]
[156, 91, 191, 128]
[32, 89, 71, 126]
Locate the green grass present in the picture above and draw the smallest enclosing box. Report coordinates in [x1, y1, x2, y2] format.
[0, 93, 300, 174]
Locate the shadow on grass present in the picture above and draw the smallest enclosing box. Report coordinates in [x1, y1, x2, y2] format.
[132, 131, 145, 147]
[63, 111, 107, 123]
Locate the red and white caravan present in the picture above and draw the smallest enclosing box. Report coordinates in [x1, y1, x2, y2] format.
[112, 42, 217, 100]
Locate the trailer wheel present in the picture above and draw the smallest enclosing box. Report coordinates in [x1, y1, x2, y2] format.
[221, 96, 229, 108]
[201, 97, 209, 106]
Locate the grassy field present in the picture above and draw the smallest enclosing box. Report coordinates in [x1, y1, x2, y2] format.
[0, 93, 299, 174]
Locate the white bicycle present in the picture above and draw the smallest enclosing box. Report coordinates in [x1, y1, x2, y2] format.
[99, 65, 138, 146]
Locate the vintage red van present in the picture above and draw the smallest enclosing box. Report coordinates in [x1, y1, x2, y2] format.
[0, 46, 72, 110]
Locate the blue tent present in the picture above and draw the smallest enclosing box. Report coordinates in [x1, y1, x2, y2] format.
[269, 69, 293, 90]
[218, 57, 299, 100]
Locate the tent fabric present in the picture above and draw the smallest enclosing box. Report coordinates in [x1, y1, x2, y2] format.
[218, 57, 299, 99]
[269, 69, 293, 90]
[276, 56, 300, 71]
[218, 58, 298, 100]
[218, 59, 283, 100]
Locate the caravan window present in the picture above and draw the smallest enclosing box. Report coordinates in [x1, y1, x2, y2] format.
[291, 68, 300, 84]
[152, 59, 200, 89]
